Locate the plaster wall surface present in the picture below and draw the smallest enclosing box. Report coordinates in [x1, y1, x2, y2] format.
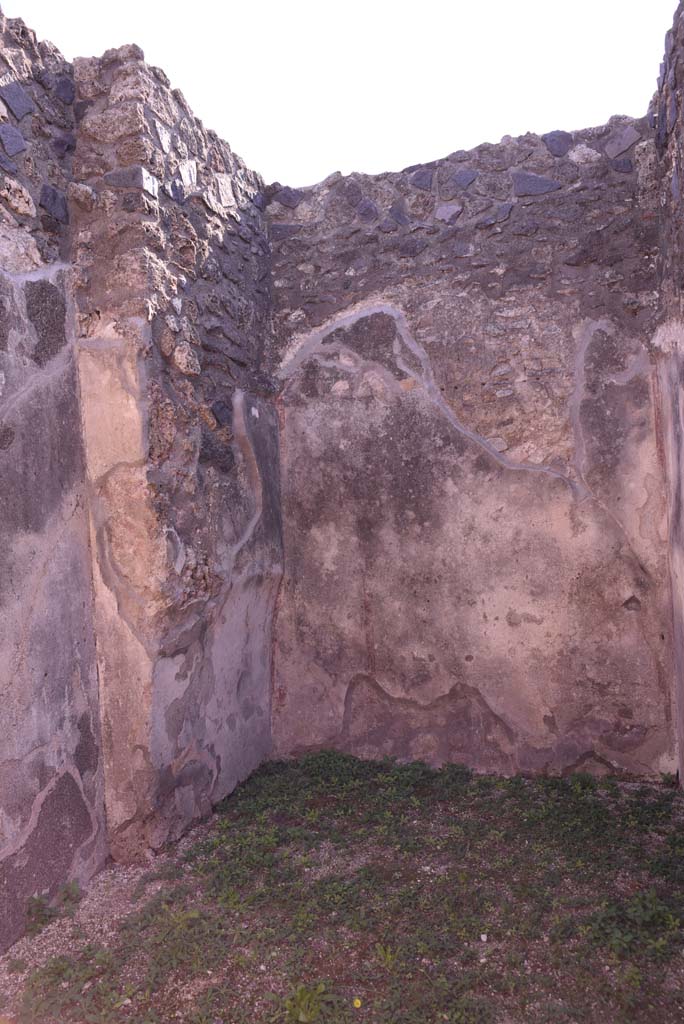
[0, 14, 106, 951]
[0, 10, 283, 952]
[69, 45, 283, 861]
[650, 0, 684, 783]
[266, 124, 676, 775]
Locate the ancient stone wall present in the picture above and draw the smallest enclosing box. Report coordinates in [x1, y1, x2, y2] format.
[651, 0, 684, 783]
[69, 45, 281, 861]
[3, 0, 684, 957]
[0, 10, 281, 952]
[266, 122, 676, 775]
[0, 12, 106, 951]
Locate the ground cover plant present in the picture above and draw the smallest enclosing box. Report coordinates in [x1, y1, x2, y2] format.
[2, 752, 684, 1023]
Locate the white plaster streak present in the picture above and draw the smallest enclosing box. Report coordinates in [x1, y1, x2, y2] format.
[0, 769, 96, 863]
[0, 348, 73, 420]
[230, 390, 264, 565]
[280, 299, 580, 494]
[0, 260, 70, 286]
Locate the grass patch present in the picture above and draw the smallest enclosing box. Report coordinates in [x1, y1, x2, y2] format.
[11, 753, 684, 1023]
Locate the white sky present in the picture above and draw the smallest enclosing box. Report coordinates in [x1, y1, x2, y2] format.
[2, 0, 678, 186]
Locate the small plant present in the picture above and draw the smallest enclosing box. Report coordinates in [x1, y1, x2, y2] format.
[374, 941, 398, 969]
[57, 881, 82, 917]
[276, 982, 339, 1023]
[615, 963, 645, 1010]
[448, 993, 494, 1023]
[588, 889, 682, 958]
[26, 894, 58, 935]
[26, 881, 82, 936]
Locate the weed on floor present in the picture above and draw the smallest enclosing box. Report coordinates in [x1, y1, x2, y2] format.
[3, 752, 684, 1023]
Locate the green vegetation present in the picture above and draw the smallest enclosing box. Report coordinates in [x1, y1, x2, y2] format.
[25, 880, 82, 936]
[13, 753, 684, 1023]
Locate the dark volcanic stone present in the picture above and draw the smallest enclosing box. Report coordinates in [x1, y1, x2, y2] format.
[0, 124, 26, 156]
[449, 168, 478, 190]
[410, 168, 434, 191]
[0, 773, 91, 952]
[604, 125, 640, 159]
[399, 236, 428, 257]
[611, 157, 633, 174]
[478, 202, 513, 227]
[25, 280, 67, 366]
[200, 426, 236, 473]
[0, 81, 35, 120]
[54, 76, 75, 105]
[0, 298, 9, 351]
[52, 133, 76, 158]
[163, 179, 186, 203]
[39, 184, 69, 223]
[357, 198, 378, 222]
[541, 130, 573, 157]
[211, 399, 233, 427]
[0, 151, 17, 174]
[252, 191, 267, 210]
[269, 223, 301, 241]
[511, 171, 562, 196]
[668, 94, 678, 133]
[274, 187, 305, 209]
[73, 100, 89, 123]
[453, 241, 474, 258]
[103, 165, 158, 196]
[389, 200, 410, 226]
[341, 181, 363, 207]
[74, 713, 99, 775]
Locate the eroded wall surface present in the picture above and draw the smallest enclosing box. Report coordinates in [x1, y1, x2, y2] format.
[3, 0, 684, 957]
[0, 12, 282, 953]
[70, 46, 282, 860]
[267, 123, 676, 774]
[0, 14, 106, 951]
[651, 0, 684, 782]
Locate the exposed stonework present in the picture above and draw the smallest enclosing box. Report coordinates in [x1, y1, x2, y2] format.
[267, 128, 673, 775]
[650, 0, 684, 793]
[0, 14, 106, 952]
[68, 44, 281, 862]
[2, 0, 684, 956]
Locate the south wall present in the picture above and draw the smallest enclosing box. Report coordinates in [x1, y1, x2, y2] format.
[266, 119, 677, 775]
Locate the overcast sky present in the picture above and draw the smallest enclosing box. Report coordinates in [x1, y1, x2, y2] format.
[2, 0, 678, 186]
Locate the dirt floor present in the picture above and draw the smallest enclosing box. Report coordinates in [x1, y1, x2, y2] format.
[2, 753, 684, 1024]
